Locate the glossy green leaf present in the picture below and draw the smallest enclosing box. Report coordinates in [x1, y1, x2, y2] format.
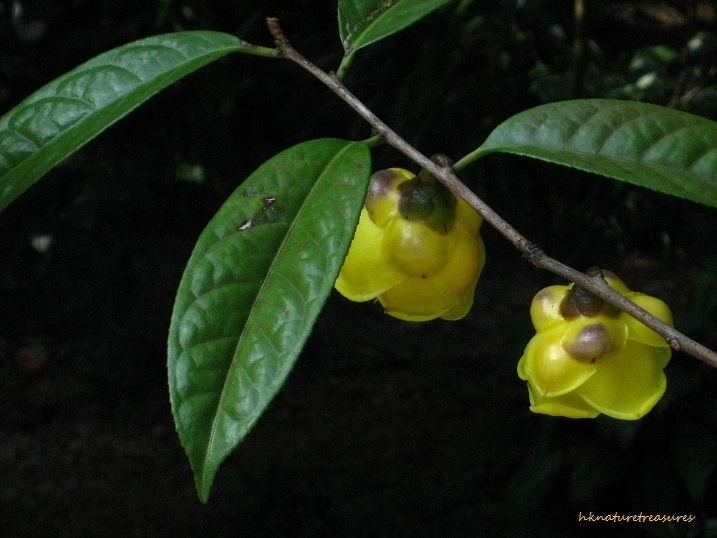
[460, 99, 717, 207]
[338, 0, 455, 53]
[168, 139, 371, 503]
[0, 31, 277, 213]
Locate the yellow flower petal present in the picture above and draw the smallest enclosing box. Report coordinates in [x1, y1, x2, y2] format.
[378, 277, 452, 321]
[382, 218, 452, 278]
[517, 355, 529, 380]
[624, 293, 673, 348]
[652, 346, 672, 370]
[527, 382, 600, 418]
[365, 168, 413, 227]
[441, 279, 478, 321]
[575, 340, 667, 420]
[434, 229, 484, 294]
[454, 196, 482, 235]
[525, 328, 598, 397]
[530, 285, 570, 331]
[440, 234, 485, 320]
[335, 208, 403, 302]
[604, 271, 630, 294]
[379, 229, 484, 321]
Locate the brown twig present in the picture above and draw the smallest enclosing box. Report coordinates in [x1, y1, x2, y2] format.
[265, 17, 717, 369]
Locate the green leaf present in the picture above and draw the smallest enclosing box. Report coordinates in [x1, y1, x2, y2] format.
[167, 138, 371, 503]
[458, 99, 717, 207]
[338, 0, 455, 54]
[0, 31, 277, 214]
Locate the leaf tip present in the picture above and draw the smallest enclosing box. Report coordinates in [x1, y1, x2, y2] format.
[197, 488, 211, 504]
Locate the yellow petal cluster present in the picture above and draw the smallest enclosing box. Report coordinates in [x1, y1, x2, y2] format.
[335, 168, 485, 321]
[518, 273, 673, 420]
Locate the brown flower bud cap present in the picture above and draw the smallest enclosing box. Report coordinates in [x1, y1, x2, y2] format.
[560, 268, 620, 320]
[563, 323, 615, 363]
[398, 154, 456, 234]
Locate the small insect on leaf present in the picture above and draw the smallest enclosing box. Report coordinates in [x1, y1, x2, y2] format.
[168, 138, 371, 503]
[237, 195, 279, 231]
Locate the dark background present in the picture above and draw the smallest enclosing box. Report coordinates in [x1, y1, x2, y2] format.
[1, 0, 717, 536]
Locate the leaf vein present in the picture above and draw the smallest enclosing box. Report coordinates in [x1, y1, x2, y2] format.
[198, 142, 356, 487]
[114, 43, 190, 62]
[183, 335, 239, 355]
[178, 280, 255, 332]
[0, 127, 41, 148]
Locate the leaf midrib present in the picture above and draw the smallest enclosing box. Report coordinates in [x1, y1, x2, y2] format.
[342, 0, 439, 51]
[0, 43, 242, 185]
[198, 141, 356, 493]
[478, 141, 715, 187]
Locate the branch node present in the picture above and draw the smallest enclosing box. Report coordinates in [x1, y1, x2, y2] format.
[586, 266, 605, 281]
[430, 153, 454, 169]
[521, 241, 544, 264]
[266, 17, 289, 49]
[371, 127, 387, 139]
[668, 337, 681, 351]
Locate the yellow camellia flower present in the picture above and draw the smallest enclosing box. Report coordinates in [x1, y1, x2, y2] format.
[335, 167, 485, 321]
[517, 272, 673, 420]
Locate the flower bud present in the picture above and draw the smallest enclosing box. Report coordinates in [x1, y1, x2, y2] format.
[365, 168, 408, 226]
[335, 167, 485, 321]
[518, 274, 673, 420]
